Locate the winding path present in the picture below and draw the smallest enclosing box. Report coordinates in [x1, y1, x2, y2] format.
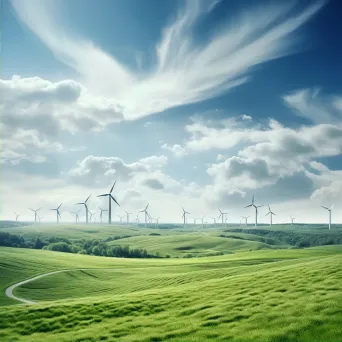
[5, 269, 83, 304]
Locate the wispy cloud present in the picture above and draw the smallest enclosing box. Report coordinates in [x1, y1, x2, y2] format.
[283, 88, 342, 124]
[11, 0, 326, 120]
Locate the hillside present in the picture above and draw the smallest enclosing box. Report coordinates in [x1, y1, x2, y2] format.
[1, 246, 342, 341]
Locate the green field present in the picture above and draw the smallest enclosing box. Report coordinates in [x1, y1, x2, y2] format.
[1, 223, 342, 341]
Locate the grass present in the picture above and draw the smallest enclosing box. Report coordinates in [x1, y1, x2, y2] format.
[1, 222, 342, 341]
[0, 246, 342, 341]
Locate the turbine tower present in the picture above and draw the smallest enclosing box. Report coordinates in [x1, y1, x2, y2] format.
[290, 216, 295, 226]
[266, 205, 276, 226]
[71, 210, 80, 223]
[210, 216, 216, 227]
[29, 208, 41, 223]
[76, 194, 91, 224]
[97, 181, 120, 224]
[181, 206, 191, 228]
[124, 210, 132, 223]
[241, 216, 250, 227]
[218, 208, 228, 227]
[321, 204, 334, 229]
[245, 195, 263, 227]
[139, 204, 150, 228]
[14, 212, 20, 221]
[155, 217, 160, 228]
[50, 203, 62, 223]
[88, 210, 93, 223]
[98, 207, 108, 223]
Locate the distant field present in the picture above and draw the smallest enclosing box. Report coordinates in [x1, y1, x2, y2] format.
[108, 233, 278, 257]
[1, 246, 342, 341]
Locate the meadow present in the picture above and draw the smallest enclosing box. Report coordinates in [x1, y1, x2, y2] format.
[1, 222, 342, 341]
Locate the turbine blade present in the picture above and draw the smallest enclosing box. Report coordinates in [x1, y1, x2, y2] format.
[57, 203, 62, 209]
[85, 195, 91, 203]
[244, 204, 252, 208]
[330, 204, 335, 210]
[110, 181, 117, 194]
[97, 194, 109, 197]
[110, 195, 120, 206]
[266, 212, 270, 216]
[321, 206, 329, 210]
[252, 194, 254, 204]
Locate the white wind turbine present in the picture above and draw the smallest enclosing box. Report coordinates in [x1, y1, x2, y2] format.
[14, 212, 20, 221]
[181, 206, 191, 228]
[124, 210, 132, 224]
[139, 204, 150, 228]
[241, 216, 250, 227]
[97, 181, 120, 224]
[71, 210, 80, 224]
[245, 195, 263, 227]
[117, 215, 124, 223]
[321, 204, 334, 229]
[98, 207, 108, 223]
[265, 205, 276, 226]
[218, 208, 228, 227]
[290, 216, 295, 226]
[210, 216, 216, 227]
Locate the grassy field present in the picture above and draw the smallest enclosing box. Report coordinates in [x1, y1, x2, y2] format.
[1, 245, 342, 341]
[1, 222, 342, 341]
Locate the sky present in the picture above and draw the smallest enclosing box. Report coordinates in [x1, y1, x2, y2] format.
[1, 0, 342, 224]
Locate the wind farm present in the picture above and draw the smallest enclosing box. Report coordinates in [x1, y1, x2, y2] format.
[1, 0, 342, 341]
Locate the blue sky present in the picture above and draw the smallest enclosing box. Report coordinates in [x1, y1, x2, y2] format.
[1, 0, 342, 224]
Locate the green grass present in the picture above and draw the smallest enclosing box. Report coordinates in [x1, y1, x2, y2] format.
[0, 246, 342, 341]
[1, 222, 342, 341]
[109, 233, 277, 257]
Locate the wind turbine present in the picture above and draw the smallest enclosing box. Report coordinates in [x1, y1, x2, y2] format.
[218, 208, 228, 227]
[97, 181, 120, 224]
[139, 204, 150, 228]
[155, 217, 160, 228]
[14, 212, 20, 221]
[321, 204, 334, 229]
[71, 210, 80, 223]
[245, 195, 263, 227]
[117, 215, 124, 223]
[241, 216, 250, 227]
[210, 216, 216, 227]
[98, 207, 108, 223]
[124, 210, 132, 223]
[199, 216, 205, 229]
[181, 206, 191, 228]
[290, 216, 295, 226]
[89, 210, 94, 223]
[265, 205, 276, 226]
[225, 216, 230, 228]
[37, 214, 43, 223]
[135, 215, 140, 225]
[29, 208, 41, 223]
[50, 203, 62, 223]
[76, 194, 91, 224]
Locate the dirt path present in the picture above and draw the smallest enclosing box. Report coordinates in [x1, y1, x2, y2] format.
[5, 269, 83, 304]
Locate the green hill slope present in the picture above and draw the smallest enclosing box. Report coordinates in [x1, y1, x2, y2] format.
[0, 246, 342, 341]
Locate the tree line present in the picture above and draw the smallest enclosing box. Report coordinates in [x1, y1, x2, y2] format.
[0, 232, 161, 258]
[225, 228, 342, 248]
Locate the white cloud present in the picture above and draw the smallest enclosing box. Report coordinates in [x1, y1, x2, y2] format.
[11, 0, 326, 119]
[283, 88, 342, 124]
[68, 154, 169, 187]
[241, 114, 252, 121]
[161, 143, 188, 157]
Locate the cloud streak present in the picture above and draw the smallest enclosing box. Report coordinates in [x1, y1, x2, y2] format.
[11, 0, 326, 120]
